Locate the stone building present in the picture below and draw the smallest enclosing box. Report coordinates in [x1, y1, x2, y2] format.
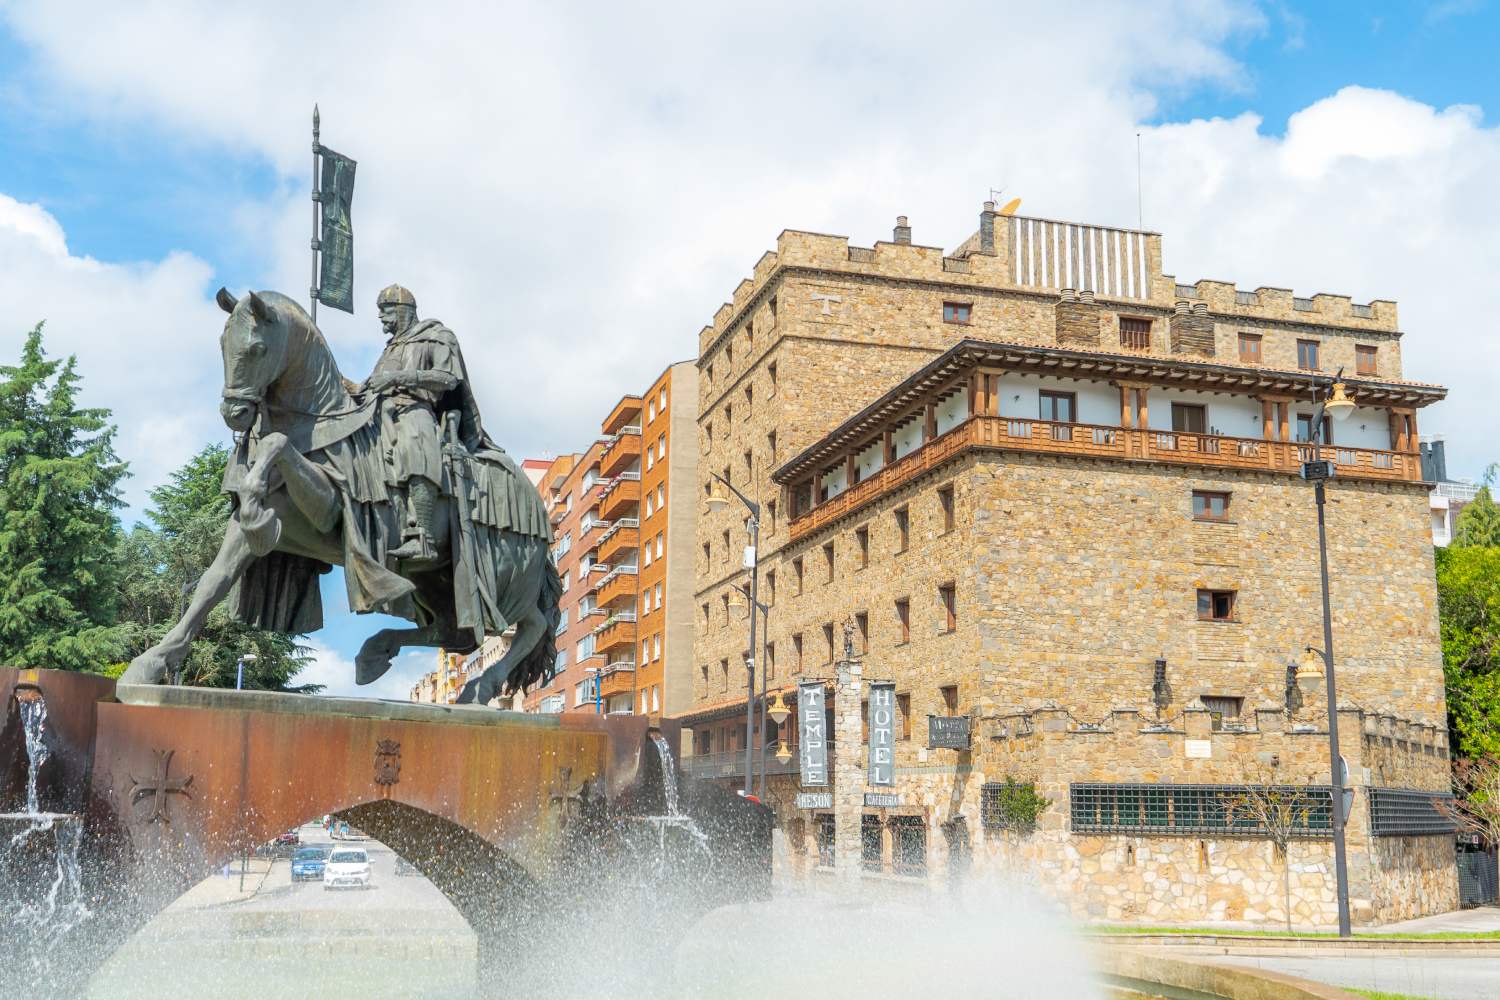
[674, 206, 1456, 926]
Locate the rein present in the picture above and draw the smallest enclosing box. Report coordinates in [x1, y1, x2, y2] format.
[222, 387, 378, 420]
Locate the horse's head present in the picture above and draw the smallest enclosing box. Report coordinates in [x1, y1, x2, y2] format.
[215, 288, 290, 433]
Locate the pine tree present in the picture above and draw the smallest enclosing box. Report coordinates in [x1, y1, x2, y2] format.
[0, 325, 128, 670]
[116, 442, 317, 691]
[1452, 485, 1500, 549]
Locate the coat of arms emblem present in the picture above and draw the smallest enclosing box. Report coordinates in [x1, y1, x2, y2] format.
[374, 739, 402, 785]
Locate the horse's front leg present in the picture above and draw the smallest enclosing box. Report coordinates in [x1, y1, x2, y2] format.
[242, 432, 339, 540]
[120, 513, 259, 685]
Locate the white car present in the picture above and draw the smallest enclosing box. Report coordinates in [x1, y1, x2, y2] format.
[322, 847, 371, 890]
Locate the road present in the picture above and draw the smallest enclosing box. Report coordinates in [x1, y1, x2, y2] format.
[90, 823, 477, 1000]
[1216, 954, 1500, 1000]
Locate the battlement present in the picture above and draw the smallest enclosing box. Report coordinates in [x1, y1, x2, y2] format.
[697, 205, 1402, 358]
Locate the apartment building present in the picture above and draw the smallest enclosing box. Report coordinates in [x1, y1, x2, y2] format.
[676, 205, 1454, 927]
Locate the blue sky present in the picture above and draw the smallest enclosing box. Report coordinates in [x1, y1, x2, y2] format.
[2, 1, 1496, 697]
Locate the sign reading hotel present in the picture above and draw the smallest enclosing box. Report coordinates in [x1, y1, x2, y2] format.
[798, 682, 828, 786]
[928, 714, 971, 750]
[868, 682, 896, 786]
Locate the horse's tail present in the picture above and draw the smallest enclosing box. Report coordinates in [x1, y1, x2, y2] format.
[504, 554, 564, 695]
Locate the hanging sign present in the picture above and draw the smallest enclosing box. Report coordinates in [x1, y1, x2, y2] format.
[868, 682, 896, 786]
[928, 715, 971, 750]
[798, 682, 828, 787]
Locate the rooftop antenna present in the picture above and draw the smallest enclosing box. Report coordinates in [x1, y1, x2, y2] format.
[989, 186, 1023, 217]
[1136, 131, 1144, 230]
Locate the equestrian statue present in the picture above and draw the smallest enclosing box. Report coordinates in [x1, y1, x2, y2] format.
[119, 284, 562, 704]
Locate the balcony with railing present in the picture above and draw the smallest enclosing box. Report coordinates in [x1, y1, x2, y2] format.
[775, 340, 1442, 544]
[599, 471, 641, 520]
[598, 659, 637, 698]
[597, 563, 639, 608]
[600, 428, 642, 478]
[603, 396, 644, 436]
[598, 521, 640, 566]
[594, 612, 638, 653]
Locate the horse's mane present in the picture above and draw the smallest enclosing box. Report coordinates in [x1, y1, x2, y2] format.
[258, 291, 352, 412]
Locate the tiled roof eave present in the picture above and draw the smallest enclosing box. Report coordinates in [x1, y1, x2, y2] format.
[772, 338, 1447, 484]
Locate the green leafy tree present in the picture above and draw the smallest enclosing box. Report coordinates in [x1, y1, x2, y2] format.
[0, 325, 128, 670]
[1452, 485, 1500, 549]
[116, 443, 317, 691]
[1436, 545, 1500, 757]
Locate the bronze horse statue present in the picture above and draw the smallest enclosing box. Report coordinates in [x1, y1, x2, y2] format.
[119, 289, 561, 704]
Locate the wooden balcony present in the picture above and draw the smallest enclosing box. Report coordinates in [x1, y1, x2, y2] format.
[600, 430, 641, 478]
[788, 415, 1421, 543]
[599, 662, 636, 699]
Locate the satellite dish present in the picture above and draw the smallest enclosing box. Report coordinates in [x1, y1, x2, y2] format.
[998, 197, 1022, 216]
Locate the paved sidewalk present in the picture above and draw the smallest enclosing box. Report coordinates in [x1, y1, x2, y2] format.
[1216, 954, 1500, 1000]
[1371, 905, 1500, 935]
[171, 856, 278, 908]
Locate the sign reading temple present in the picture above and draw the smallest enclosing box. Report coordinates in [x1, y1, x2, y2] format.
[797, 682, 828, 786]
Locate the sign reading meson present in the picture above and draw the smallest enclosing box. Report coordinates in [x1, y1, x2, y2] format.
[798, 682, 828, 787]
[928, 715, 971, 750]
[868, 682, 896, 786]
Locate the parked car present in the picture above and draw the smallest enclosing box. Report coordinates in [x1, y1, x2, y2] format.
[323, 847, 371, 890]
[290, 845, 331, 882]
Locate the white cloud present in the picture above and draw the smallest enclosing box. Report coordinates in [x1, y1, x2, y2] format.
[294, 638, 433, 701]
[0, 192, 224, 515]
[0, 0, 1495, 503]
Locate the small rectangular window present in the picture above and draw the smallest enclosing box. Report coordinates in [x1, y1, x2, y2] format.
[1297, 339, 1320, 371]
[895, 598, 911, 644]
[1196, 589, 1236, 622]
[767, 499, 777, 535]
[701, 541, 710, 566]
[1171, 403, 1207, 434]
[767, 431, 777, 461]
[765, 570, 776, 606]
[1192, 491, 1230, 521]
[823, 541, 835, 582]
[855, 611, 869, 654]
[701, 602, 709, 626]
[897, 693, 912, 741]
[938, 485, 955, 533]
[940, 684, 959, 714]
[856, 526, 869, 568]
[767, 361, 778, 394]
[822, 622, 835, 663]
[895, 506, 910, 552]
[744, 384, 753, 410]
[793, 557, 804, 595]
[1296, 412, 1332, 445]
[1038, 390, 1076, 423]
[793, 633, 803, 672]
[943, 302, 972, 325]
[939, 582, 956, 633]
[743, 449, 753, 478]
[1203, 695, 1243, 731]
[765, 642, 775, 680]
[1238, 332, 1262, 363]
[1356, 344, 1377, 375]
[1119, 316, 1152, 350]
[721, 529, 730, 563]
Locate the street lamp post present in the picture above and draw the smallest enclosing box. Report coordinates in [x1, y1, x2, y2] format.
[705, 472, 760, 798]
[586, 666, 601, 715]
[1298, 370, 1355, 938]
[731, 582, 772, 799]
[236, 652, 257, 691]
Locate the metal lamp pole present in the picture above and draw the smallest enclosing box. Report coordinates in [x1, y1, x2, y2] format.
[733, 581, 772, 799]
[236, 652, 257, 691]
[706, 471, 760, 798]
[1299, 369, 1354, 938]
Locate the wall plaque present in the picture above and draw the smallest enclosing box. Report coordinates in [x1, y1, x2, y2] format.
[1184, 739, 1212, 759]
[798, 682, 828, 787]
[928, 715, 971, 750]
[867, 682, 896, 787]
[795, 792, 833, 810]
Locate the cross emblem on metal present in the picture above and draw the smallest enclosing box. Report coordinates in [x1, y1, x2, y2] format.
[128, 749, 193, 824]
[548, 767, 585, 831]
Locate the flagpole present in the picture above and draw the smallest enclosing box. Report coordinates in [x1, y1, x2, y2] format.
[310, 104, 321, 324]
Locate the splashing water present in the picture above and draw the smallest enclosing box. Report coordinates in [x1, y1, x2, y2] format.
[652, 733, 680, 816]
[19, 693, 50, 816]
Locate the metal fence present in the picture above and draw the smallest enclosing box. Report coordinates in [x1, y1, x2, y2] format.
[1366, 788, 1456, 837]
[1458, 849, 1498, 907]
[1069, 783, 1333, 837]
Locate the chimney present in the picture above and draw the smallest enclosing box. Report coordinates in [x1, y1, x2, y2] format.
[979, 201, 998, 255]
[1420, 436, 1447, 483]
[893, 216, 911, 245]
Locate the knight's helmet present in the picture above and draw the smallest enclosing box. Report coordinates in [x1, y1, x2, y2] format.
[376, 284, 417, 311]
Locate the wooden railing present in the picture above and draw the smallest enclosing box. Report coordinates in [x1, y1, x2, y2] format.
[788, 416, 1419, 542]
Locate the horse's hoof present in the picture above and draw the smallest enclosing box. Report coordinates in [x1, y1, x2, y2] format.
[355, 635, 395, 686]
[120, 651, 168, 685]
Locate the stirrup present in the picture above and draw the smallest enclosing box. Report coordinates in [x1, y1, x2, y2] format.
[388, 530, 438, 565]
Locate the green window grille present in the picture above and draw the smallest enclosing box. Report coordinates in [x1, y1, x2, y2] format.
[1367, 788, 1456, 837]
[1070, 783, 1332, 837]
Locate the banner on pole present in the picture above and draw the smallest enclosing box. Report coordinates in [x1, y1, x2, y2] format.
[797, 682, 828, 787]
[317, 146, 357, 313]
[868, 682, 896, 786]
